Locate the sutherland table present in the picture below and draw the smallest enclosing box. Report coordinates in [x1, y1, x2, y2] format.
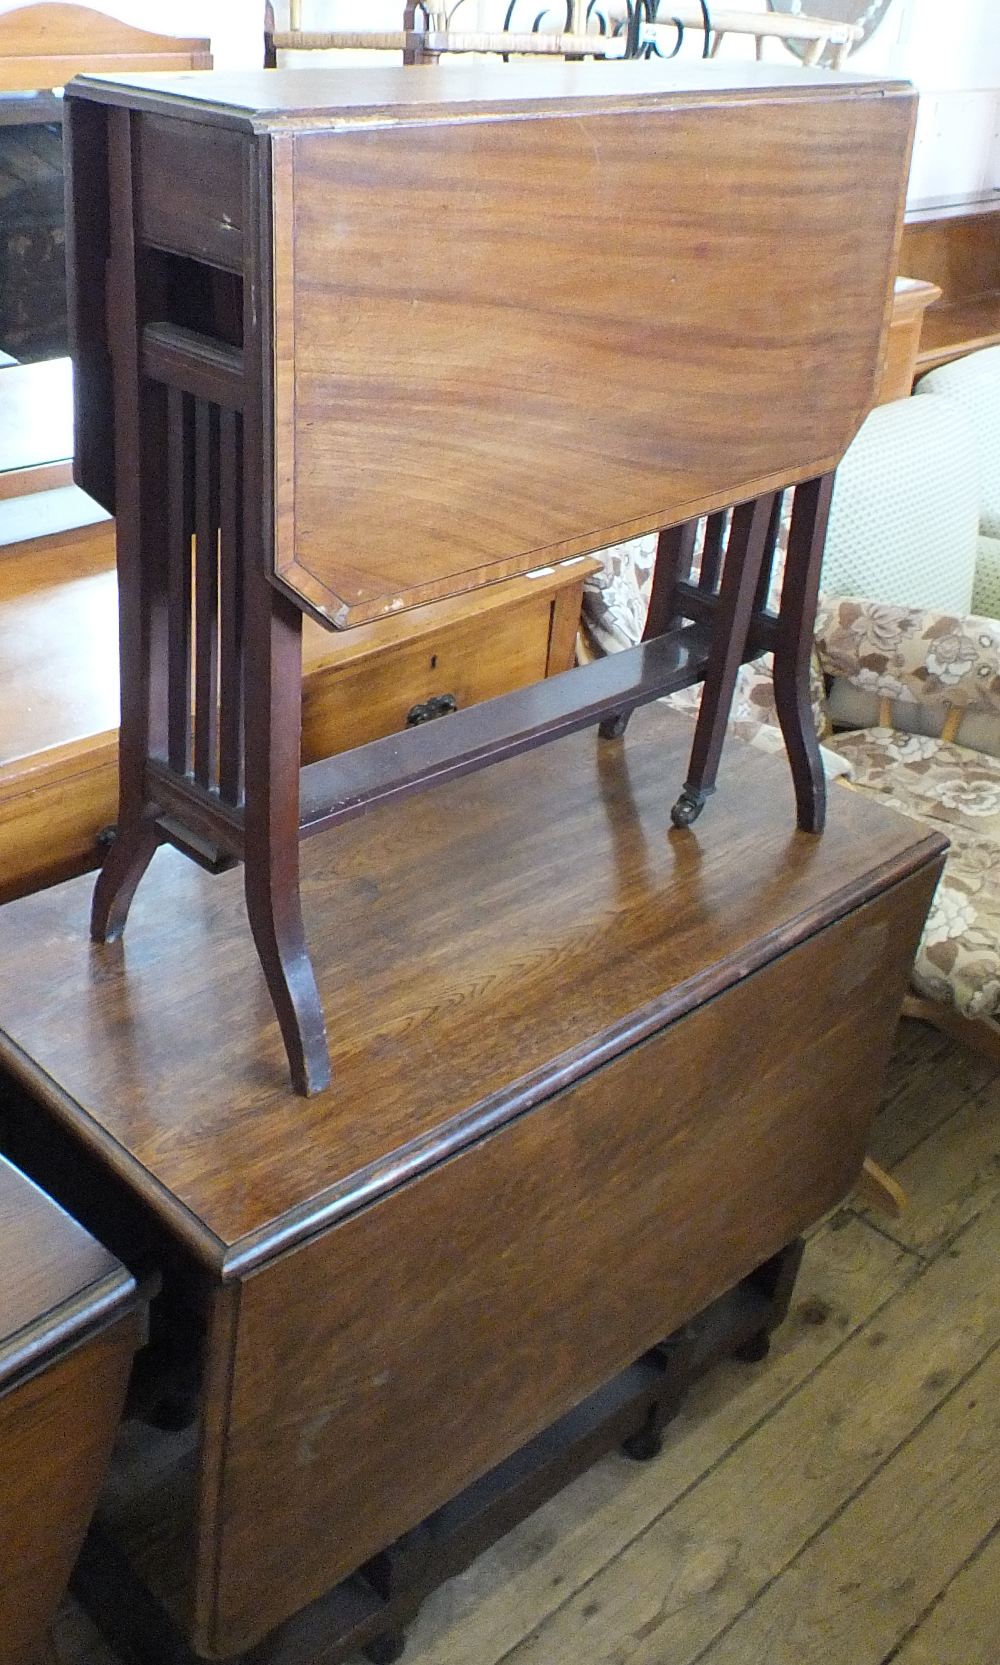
[0, 706, 945, 1664]
[64, 61, 917, 1093]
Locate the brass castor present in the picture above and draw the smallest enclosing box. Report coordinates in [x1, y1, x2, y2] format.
[670, 788, 707, 829]
[734, 1329, 772, 1364]
[365, 1634, 407, 1665]
[599, 711, 630, 740]
[621, 1421, 664, 1462]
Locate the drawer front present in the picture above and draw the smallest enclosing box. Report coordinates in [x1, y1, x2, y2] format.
[205, 862, 938, 1654]
[0, 744, 117, 905]
[135, 115, 245, 271]
[300, 593, 555, 762]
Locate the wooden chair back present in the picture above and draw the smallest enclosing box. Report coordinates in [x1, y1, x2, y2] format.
[0, 2, 211, 92]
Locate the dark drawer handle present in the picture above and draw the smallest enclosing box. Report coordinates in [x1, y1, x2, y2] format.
[406, 693, 458, 727]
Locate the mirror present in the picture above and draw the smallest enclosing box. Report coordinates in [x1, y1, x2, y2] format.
[0, 91, 67, 365]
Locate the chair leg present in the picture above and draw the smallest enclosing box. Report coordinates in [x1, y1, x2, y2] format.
[902, 993, 1000, 1069]
[857, 1155, 907, 1218]
[671, 493, 778, 828]
[771, 472, 835, 835]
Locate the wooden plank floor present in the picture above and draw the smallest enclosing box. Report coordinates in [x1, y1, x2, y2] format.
[50, 1017, 1000, 1665]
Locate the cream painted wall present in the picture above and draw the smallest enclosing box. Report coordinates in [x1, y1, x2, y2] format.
[261, 0, 1000, 198]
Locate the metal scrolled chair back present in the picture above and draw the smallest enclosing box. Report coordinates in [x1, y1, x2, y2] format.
[264, 2, 862, 68]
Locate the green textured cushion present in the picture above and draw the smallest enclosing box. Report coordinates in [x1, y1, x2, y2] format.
[974, 534, 1000, 620]
[915, 345, 1000, 540]
[820, 397, 980, 614]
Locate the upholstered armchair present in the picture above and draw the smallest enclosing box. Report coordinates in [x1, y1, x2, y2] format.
[815, 596, 1000, 1065]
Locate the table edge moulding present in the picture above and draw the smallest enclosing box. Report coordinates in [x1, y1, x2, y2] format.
[63, 61, 918, 1094]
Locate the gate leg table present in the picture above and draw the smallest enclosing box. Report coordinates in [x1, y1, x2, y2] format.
[0, 705, 946, 1663]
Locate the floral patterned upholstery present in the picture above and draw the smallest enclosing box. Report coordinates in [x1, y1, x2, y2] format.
[582, 533, 658, 658]
[583, 524, 829, 755]
[815, 595, 1000, 1023]
[815, 596, 1000, 723]
[830, 730, 1000, 1020]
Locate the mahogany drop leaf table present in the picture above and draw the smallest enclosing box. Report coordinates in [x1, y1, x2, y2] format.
[64, 61, 916, 1092]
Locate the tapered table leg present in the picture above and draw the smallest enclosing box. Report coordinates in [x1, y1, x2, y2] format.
[243, 573, 331, 1097]
[670, 492, 779, 827]
[771, 472, 835, 834]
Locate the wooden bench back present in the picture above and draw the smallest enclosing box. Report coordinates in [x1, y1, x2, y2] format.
[0, 2, 210, 92]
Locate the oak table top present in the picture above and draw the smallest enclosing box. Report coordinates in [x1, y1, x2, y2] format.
[0, 706, 945, 1278]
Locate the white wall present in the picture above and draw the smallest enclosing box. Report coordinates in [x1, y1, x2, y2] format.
[851, 0, 1000, 199]
[4, 0, 996, 198]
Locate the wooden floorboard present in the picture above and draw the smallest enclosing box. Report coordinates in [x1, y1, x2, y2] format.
[701, 1336, 1000, 1665]
[889, 1520, 1000, 1665]
[50, 1018, 1000, 1665]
